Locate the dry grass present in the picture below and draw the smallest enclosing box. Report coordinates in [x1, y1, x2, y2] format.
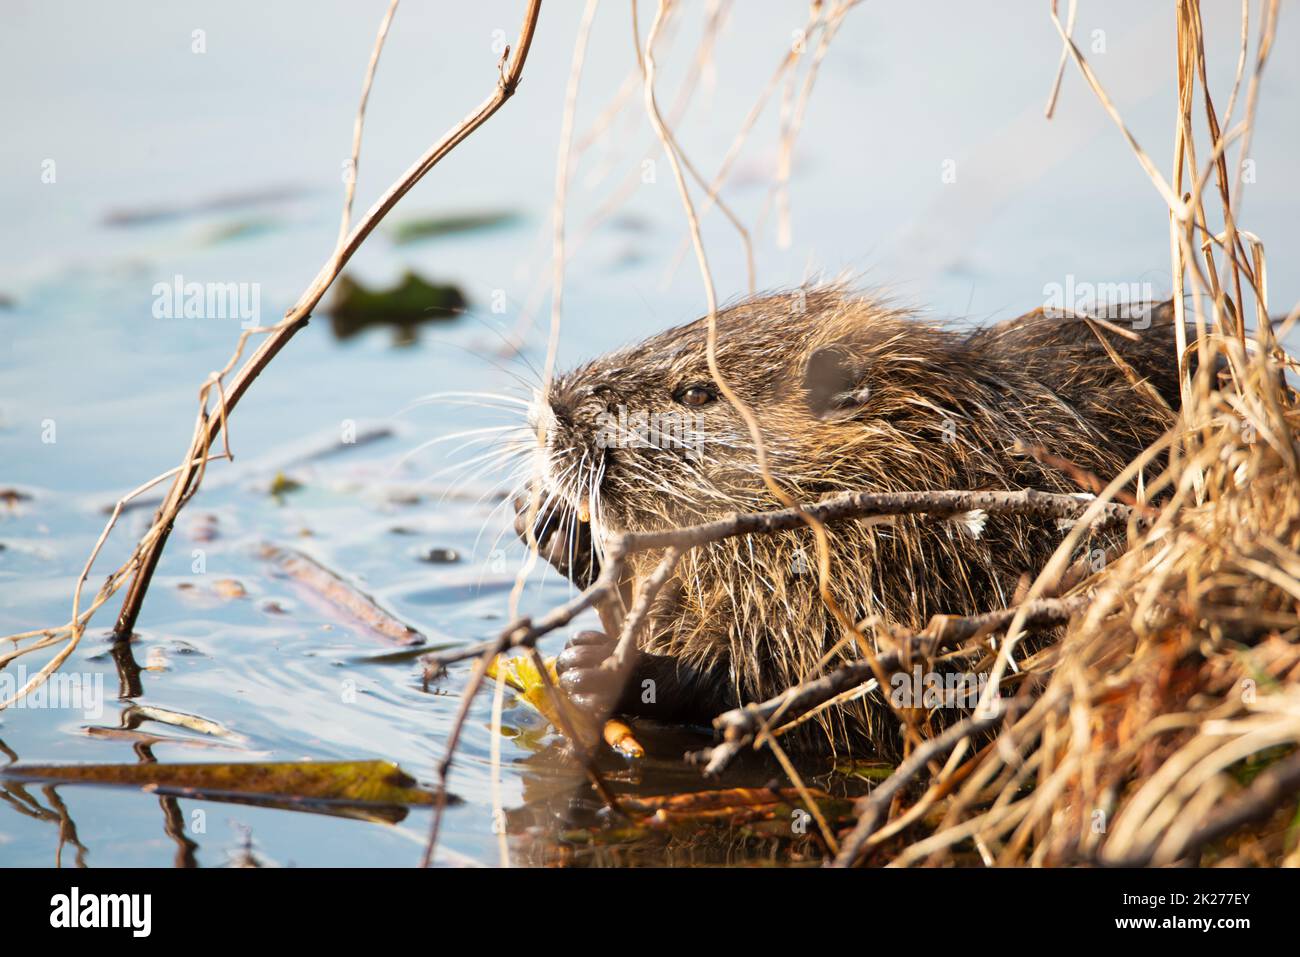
[835, 0, 1300, 867]
[846, 362, 1300, 867]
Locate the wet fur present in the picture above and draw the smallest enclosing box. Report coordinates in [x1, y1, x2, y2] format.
[528, 287, 1180, 755]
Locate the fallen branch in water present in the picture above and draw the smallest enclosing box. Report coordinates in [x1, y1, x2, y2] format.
[111, 6, 542, 641]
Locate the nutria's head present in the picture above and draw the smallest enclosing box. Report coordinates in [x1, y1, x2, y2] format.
[527, 287, 966, 546]
[527, 285, 1182, 553]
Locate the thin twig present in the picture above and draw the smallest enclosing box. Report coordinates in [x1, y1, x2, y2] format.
[337, 0, 400, 246]
[422, 488, 1125, 672]
[108, 0, 544, 646]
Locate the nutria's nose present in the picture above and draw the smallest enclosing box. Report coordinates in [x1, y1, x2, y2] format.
[547, 382, 598, 428]
[546, 389, 574, 427]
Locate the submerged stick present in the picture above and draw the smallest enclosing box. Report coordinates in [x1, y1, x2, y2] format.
[259, 543, 425, 647]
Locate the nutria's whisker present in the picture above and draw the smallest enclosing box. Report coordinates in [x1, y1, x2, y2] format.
[428, 440, 535, 513]
[407, 423, 521, 455]
[422, 338, 541, 394]
[404, 390, 532, 411]
[418, 439, 530, 488]
[436, 449, 533, 497]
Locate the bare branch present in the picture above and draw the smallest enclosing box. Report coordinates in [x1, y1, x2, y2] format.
[422, 488, 1125, 674]
[696, 595, 1088, 775]
[110, 0, 545, 642]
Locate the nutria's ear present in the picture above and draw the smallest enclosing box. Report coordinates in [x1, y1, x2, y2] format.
[803, 344, 871, 419]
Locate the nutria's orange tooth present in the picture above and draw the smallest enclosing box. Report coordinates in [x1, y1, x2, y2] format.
[577, 500, 591, 523]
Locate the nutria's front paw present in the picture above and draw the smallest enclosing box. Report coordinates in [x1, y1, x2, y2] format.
[512, 491, 600, 588]
[555, 630, 623, 719]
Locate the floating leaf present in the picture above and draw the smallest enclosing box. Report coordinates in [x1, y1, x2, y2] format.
[327, 271, 467, 346]
[268, 472, 303, 497]
[488, 653, 565, 727]
[212, 578, 247, 600]
[835, 759, 895, 782]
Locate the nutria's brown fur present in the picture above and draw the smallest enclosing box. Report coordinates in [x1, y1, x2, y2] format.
[517, 286, 1180, 756]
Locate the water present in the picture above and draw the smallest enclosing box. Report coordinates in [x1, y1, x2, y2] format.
[1, 1, 1297, 867]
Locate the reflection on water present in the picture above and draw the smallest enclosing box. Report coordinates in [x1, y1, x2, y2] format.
[2, 1, 1298, 866]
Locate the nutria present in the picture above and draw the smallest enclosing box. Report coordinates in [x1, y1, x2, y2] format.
[512, 286, 1181, 755]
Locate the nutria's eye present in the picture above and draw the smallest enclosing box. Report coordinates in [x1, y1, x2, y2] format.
[674, 384, 717, 408]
